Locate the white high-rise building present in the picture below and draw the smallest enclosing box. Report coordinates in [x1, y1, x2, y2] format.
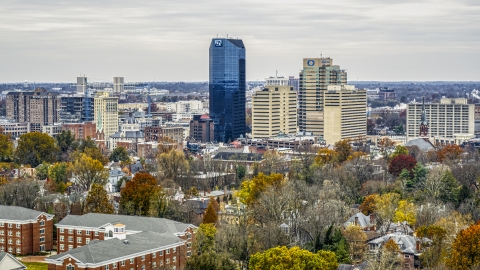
[77, 76, 88, 94]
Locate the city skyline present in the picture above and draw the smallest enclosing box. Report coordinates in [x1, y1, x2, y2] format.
[0, 0, 479, 83]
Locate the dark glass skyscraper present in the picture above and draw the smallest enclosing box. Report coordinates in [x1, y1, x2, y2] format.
[209, 38, 246, 142]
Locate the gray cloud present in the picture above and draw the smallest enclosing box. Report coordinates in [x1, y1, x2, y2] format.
[0, 0, 479, 82]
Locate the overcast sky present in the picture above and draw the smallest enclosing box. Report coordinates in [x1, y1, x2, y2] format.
[1, 0, 479, 83]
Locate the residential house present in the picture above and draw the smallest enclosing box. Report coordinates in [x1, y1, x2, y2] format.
[0, 205, 54, 255]
[368, 232, 421, 269]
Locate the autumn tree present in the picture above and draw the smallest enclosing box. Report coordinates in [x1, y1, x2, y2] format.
[157, 148, 189, 183]
[389, 145, 409, 160]
[47, 162, 70, 193]
[447, 223, 480, 270]
[120, 172, 159, 216]
[55, 130, 77, 161]
[14, 132, 58, 167]
[334, 139, 353, 163]
[109, 147, 130, 163]
[0, 134, 14, 162]
[366, 238, 401, 270]
[343, 225, 367, 262]
[237, 173, 284, 206]
[375, 193, 401, 235]
[249, 246, 338, 270]
[359, 194, 378, 215]
[315, 148, 339, 166]
[35, 162, 50, 180]
[416, 225, 448, 269]
[437, 144, 463, 163]
[388, 154, 417, 176]
[72, 153, 108, 191]
[202, 199, 218, 224]
[393, 200, 416, 234]
[85, 183, 114, 214]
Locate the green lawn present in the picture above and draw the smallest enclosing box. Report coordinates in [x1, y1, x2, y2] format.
[22, 261, 48, 270]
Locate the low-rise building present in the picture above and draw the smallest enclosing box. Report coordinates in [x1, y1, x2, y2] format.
[0, 205, 54, 255]
[0, 251, 26, 269]
[51, 213, 196, 270]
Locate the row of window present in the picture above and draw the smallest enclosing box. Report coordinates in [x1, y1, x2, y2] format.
[0, 237, 45, 244]
[59, 236, 91, 244]
[0, 247, 21, 253]
[0, 220, 45, 227]
[59, 228, 99, 236]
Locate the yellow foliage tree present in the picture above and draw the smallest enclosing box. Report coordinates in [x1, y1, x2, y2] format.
[393, 200, 416, 234]
[237, 173, 284, 206]
[374, 193, 401, 234]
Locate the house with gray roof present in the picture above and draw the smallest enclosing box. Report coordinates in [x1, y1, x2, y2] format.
[368, 232, 422, 269]
[0, 252, 26, 270]
[53, 213, 196, 269]
[344, 212, 376, 231]
[0, 205, 54, 255]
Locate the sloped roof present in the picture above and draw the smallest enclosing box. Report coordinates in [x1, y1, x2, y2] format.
[368, 232, 419, 254]
[57, 213, 194, 234]
[405, 138, 435, 152]
[0, 205, 53, 221]
[344, 212, 373, 228]
[47, 232, 183, 264]
[0, 252, 26, 270]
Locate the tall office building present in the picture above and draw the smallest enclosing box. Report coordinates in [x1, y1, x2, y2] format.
[406, 98, 474, 144]
[113, 77, 125, 93]
[77, 76, 88, 94]
[251, 83, 297, 139]
[6, 88, 60, 132]
[209, 38, 246, 142]
[323, 85, 366, 144]
[298, 58, 347, 135]
[59, 94, 94, 123]
[94, 92, 119, 148]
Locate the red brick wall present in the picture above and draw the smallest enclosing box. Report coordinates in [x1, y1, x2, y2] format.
[0, 215, 53, 255]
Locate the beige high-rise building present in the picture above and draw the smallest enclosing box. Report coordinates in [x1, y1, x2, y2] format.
[251, 84, 297, 139]
[406, 98, 474, 144]
[298, 58, 347, 135]
[94, 92, 119, 148]
[323, 85, 367, 144]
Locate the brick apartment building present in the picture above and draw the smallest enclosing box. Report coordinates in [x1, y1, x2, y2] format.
[0, 205, 54, 255]
[46, 213, 196, 270]
[62, 122, 97, 140]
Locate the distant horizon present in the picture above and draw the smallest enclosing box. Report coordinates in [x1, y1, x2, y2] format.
[0, 1, 478, 82]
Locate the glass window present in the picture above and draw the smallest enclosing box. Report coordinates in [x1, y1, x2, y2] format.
[166, 258, 170, 264]
[77, 230, 82, 235]
[16, 232, 20, 237]
[8, 223, 12, 228]
[121, 261, 125, 266]
[68, 229, 73, 234]
[77, 238, 82, 243]
[60, 244, 64, 250]
[166, 249, 170, 254]
[60, 228, 64, 233]
[173, 256, 176, 262]
[66, 265, 75, 270]
[16, 239, 21, 245]
[152, 252, 156, 258]
[86, 238, 90, 244]
[105, 265, 109, 270]
[40, 228, 45, 234]
[40, 237, 45, 242]
[141, 255, 145, 261]
[60, 236, 64, 242]
[0, 223, 3, 227]
[16, 224, 20, 228]
[68, 237, 73, 242]
[159, 250, 163, 256]
[129, 258, 134, 264]
[40, 220, 45, 226]
[95, 231, 99, 236]
[16, 248, 21, 253]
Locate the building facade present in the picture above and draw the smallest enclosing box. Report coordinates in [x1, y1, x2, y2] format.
[48, 213, 196, 270]
[298, 58, 347, 135]
[94, 92, 119, 148]
[209, 38, 246, 142]
[59, 95, 94, 123]
[62, 122, 97, 140]
[6, 88, 60, 132]
[406, 98, 474, 144]
[251, 85, 297, 139]
[76, 77, 88, 94]
[0, 206, 54, 255]
[323, 85, 367, 144]
[113, 77, 125, 93]
[189, 114, 214, 142]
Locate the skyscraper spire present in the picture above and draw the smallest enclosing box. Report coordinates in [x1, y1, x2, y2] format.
[419, 97, 428, 137]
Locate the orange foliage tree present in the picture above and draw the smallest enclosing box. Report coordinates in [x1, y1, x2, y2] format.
[359, 194, 378, 215]
[120, 172, 159, 216]
[447, 223, 480, 270]
[437, 144, 463, 163]
[202, 199, 218, 224]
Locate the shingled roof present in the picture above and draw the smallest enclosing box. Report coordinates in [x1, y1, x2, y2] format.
[57, 213, 194, 234]
[0, 205, 53, 221]
[46, 232, 184, 265]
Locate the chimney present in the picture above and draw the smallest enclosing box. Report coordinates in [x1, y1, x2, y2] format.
[416, 240, 421, 251]
[207, 188, 211, 194]
[354, 216, 359, 226]
[370, 214, 376, 225]
[204, 191, 206, 196]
